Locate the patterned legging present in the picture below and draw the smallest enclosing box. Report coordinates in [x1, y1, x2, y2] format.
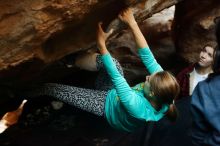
[26, 55, 124, 116]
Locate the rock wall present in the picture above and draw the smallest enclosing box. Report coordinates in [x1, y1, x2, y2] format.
[0, 0, 181, 68]
[173, 0, 220, 63]
[0, 0, 219, 87]
[0, 0, 181, 85]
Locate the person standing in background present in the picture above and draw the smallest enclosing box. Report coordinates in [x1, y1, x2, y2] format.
[176, 42, 217, 99]
[191, 20, 220, 146]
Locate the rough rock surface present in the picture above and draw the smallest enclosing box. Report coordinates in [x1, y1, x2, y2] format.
[173, 0, 220, 63]
[0, 0, 181, 85]
[0, 1, 219, 145]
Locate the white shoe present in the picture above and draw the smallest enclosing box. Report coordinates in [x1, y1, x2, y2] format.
[0, 120, 8, 134]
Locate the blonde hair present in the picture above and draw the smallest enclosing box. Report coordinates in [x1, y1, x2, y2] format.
[149, 71, 180, 121]
[149, 71, 180, 104]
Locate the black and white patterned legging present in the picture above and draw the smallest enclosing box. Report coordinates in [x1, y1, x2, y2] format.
[27, 55, 124, 116]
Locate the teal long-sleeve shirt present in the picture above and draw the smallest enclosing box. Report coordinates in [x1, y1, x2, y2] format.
[102, 47, 169, 132]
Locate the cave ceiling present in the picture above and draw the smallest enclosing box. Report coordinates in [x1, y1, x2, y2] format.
[1, 0, 220, 85]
